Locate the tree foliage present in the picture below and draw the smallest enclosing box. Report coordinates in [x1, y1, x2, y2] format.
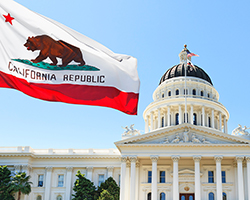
[0, 166, 15, 200]
[96, 177, 120, 200]
[97, 190, 114, 200]
[9, 172, 32, 200]
[72, 171, 97, 200]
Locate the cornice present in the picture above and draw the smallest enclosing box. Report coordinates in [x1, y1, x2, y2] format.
[117, 143, 250, 148]
[115, 124, 250, 145]
[0, 154, 121, 159]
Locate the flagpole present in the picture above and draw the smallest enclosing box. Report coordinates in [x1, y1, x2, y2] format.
[184, 46, 187, 123]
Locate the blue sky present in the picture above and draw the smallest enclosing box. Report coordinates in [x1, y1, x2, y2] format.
[1, 0, 250, 149]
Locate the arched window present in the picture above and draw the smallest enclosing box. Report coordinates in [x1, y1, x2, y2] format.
[168, 91, 171, 96]
[57, 195, 62, 200]
[176, 89, 179, 95]
[184, 89, 188, 95]
[37, 196, 42, 200]
[162, 93, 164, 98]
[208, 117, 211, 127]
[201, 91, 204, 96]
[181, 195, 185, 200]
[184, 113, 188, 123]
[189, 196, 193, 200]
[161, 117, 164, 127]
[193, 113, 197, 125]
[147, 192, 151, 200]
[223, 192, 227, 200]
[209, 192, 214, 200]
[193, 89, 196, 95]
[208, 93, 210, 98]
[160, 192, 165, 200]
[175, 113, 179, 125]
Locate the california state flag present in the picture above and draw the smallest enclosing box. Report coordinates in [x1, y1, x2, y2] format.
[0, 1, 140, 115]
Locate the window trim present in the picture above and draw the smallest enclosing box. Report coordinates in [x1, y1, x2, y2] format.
[58, 174, 64, 187]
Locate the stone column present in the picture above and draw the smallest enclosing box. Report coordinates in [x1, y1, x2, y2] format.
[202, 107, 205, 126]
[107, 166, 114, 178]
[211, 109, 215, 128]
[167, 107, 171, 126]
[135, 161, 140, 200]
[86, 167, 93, 181]
[214, 156, 223, 200]
[65, 167, 73, 200]
[219, 112, 222, 131]
[150, 112, 154, 131]
[120, 157, 127, 200]
[225, 119, 228, 134]
[172, 156, 180, 200]
[125, 160, 130, 200]
[151, 156, 159, 200]
[145, 116, 149, 133]
[246, 156, 250, 200]
[158, 108, 161, 128]
[193, 156, 201, 200]
[44, 166, 53, 200]
[179, 105, 182, 124]
[190, 105, 193, 125]
[236, 156, 245, 200]
[223, 115, 227, 133]
[129, 156, 137, 200]
[22, 165, 32, 200]
[164, 110, 167, 127]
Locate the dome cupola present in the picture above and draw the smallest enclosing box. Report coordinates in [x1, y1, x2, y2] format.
[159, 45, 213, 85]
[143, 45, 229, 135]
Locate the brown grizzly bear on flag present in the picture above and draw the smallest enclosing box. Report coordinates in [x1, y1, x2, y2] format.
[24, 35, 86, 67]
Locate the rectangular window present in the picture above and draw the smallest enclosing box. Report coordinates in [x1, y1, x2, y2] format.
[208, 171, 214, 183]
[148, 171, 152, 183]
[98, 174, 104, 186]
[58, 175, 64, 187]
[222, 171, 226, 183]
[160, 171, 165, 183]
[38, 175, 43, 187]
[118, 174, 121, 186]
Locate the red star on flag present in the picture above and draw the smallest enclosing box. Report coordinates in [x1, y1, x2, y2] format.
[3, 13, 14, 25]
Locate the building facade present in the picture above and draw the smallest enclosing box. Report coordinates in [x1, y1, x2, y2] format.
[1, 46, 250, 200]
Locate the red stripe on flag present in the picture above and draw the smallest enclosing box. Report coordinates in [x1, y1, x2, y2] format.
[0, 71, 139, 115]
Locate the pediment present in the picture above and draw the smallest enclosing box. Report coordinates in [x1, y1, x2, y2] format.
[115, 124, 250, 147]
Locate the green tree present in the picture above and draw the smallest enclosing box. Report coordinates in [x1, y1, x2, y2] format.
[96, 177, 120, 200]
[72, 170, 96, 200]
[97, 190, 114, 200]
[0, 166, 15, 200]
[9, 172, 32, 200]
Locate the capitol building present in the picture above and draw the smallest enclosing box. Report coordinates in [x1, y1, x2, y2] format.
[1, 46, 250, 200]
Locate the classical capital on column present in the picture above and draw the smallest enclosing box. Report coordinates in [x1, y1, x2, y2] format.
[193, 156, 202, 162]
[14, 165, 21, 172]
[126, 161, 131, 168]
[129, 156, 138, 163]
[86, 167, 93, 172]
[246, 156, 250, 162]
[45, 166, 53, 172]
[171, 156, 180, 162]
[150, 156, 159, 162]
[66, 167, 73, 172]
[107, 166, 114, 172]
[236, 156, 244, 162]
[214, 156, 223, 162]
[136, 161, 140, 168]
[120, 156, 127, 163]
[22, 164, 32, 172]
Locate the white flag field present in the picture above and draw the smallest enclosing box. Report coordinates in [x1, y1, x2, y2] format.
[0, 0, 140, 115]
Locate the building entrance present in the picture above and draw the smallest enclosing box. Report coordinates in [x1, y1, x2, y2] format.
[179, 193, 195, 200]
